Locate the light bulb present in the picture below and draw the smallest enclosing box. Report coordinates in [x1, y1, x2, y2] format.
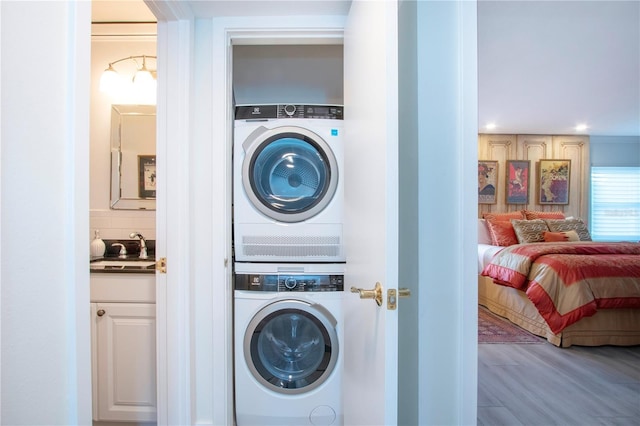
[99, 65, 120, 93]
[133, 68, 154, 85]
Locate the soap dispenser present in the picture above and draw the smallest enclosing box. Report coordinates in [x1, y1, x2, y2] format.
[90, 229, 106, 257]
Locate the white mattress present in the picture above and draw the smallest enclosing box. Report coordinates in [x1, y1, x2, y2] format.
[477, 244, 503, 274]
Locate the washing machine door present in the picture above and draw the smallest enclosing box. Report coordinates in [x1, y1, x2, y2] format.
[242, 126, 338, 223]
[244, 299, 339, 394]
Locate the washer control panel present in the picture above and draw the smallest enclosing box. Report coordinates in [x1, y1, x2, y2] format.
[234, 273, 344, 292]
[235, 104, 344, 120]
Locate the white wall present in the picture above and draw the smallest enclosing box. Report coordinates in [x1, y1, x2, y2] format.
[591, 136, 640, 167]
[416, 1, 478, 424]
[397, 0, 419, 424]
[233, 44, 343, 105]
[90, 25, 157, 241]
[0, 2, 92, 423]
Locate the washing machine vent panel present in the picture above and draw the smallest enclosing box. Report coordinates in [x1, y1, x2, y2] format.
[241, 235, 341, 259]
[243, 235, 340, 245]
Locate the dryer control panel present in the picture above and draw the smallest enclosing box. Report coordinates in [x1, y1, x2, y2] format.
[235, 104, 344, 120]
[235, 273, 344, 292]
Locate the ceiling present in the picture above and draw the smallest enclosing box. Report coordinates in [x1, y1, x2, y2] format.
[92, 0, 640, 137]
[92, 0, 156, 22]
[478, 0, 639, 137]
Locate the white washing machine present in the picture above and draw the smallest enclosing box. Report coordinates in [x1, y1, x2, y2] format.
[234, 262, 344, 426]
[233, 104, 344, 263]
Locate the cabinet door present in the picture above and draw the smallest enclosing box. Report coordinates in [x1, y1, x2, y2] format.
[94, 303, 156, 422]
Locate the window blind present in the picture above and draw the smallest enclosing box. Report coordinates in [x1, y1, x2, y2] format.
[590, 167, 640, 241]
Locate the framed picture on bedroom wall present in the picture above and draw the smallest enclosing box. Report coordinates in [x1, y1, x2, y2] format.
[538, 159, 571, 205]
[506, 160, 530, 204]
[478, 160, 498, 204]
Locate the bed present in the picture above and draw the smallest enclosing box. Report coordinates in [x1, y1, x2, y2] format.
[477, 213, 640, 347]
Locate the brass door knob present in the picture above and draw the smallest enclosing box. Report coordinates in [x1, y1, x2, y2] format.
[97, 309, 106, 317]
[350, 282, 383, 306]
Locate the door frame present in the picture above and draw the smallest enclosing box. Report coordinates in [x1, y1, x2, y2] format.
[147, 1, 478, 424]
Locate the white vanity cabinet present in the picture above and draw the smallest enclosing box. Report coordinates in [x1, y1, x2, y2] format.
[90, 273, 156, 424]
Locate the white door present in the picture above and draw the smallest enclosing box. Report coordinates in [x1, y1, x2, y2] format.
[343, 1, 400, 424]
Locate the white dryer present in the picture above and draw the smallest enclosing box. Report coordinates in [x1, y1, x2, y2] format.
[234, 262, 344, 426]
[233, 104, 344, 263]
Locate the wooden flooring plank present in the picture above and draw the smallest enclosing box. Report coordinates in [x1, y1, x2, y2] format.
[477, 407, 525, 426]
[478, 343, 640, 425]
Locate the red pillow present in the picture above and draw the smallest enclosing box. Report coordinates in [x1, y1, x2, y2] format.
[486, 220, 519, 246]
[524, 210, 565, 220]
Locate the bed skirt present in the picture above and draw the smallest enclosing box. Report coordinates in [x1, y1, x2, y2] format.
[478, 275, 640, 347]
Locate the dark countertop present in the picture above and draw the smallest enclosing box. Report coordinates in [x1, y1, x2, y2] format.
[90, 239, 156, 274]
[90, 256, 156, 274]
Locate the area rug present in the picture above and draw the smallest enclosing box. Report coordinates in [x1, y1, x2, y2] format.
[478, 307, 544, 344]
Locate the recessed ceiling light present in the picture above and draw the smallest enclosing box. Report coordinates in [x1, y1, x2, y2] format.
[485, 123, 496, 130]
[575, 123, 588, 132]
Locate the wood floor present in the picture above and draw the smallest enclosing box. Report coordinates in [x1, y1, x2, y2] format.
[478, 343, 640, 426]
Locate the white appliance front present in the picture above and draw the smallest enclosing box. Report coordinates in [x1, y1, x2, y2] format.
[233, 262, 344, 426]
[233, 104, 344, 262]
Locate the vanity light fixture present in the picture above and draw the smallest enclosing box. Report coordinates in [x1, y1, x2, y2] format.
[575, 123, 588, 132]
[99, 55, 157, 93]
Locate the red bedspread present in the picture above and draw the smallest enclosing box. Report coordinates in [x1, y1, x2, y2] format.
[481, 242, 640, 334]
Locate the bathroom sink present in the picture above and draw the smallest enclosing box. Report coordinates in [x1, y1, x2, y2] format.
[90, 260, 155, 271]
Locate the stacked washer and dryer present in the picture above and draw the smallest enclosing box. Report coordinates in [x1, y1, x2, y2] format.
[233, 104, 345, 426]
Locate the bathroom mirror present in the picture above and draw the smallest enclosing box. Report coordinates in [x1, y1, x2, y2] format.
[110, 104, 156, 210]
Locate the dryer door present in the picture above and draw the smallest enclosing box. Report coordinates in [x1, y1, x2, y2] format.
[242, 126, 338, 223]
[244, 299, 339, 394]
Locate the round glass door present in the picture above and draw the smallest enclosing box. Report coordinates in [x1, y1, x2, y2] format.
[242, 126, 338, 223]
[244, 300, 339, 394]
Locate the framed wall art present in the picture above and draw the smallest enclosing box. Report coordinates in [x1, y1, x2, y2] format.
[538, 159, 570, 205]
[478, 160, 498, 204]
[138, 155, 156, 199]
[505, 160, 530, 204]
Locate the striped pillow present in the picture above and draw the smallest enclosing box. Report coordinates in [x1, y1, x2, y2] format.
[511, 219, 550, 243]
[482, 211, 524, 221]
[523, 210, 565, 220]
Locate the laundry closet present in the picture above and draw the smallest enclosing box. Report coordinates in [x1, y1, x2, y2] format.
[150, 2, 478, 425]
[231, 42, 347, 425]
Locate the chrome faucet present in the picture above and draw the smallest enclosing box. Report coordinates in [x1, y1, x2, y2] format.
[129, 232, 148, 259]
[112, 243, 128, 258]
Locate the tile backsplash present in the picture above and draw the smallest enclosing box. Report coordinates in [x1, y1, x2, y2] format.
[90, 209, 156, 241]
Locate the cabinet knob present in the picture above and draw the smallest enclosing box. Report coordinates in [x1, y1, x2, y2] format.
[97, 309, 106, 317]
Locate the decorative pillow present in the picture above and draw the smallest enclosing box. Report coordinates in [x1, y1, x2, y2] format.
[511, 219, 549, 243]
[486, 219, 519, 246]
[482, 211, 524, 221]
[543, 230, 580, 242]
[478, 219, 492, 245]
[523, 210, 565, 220]
[544, 218, 592, 241]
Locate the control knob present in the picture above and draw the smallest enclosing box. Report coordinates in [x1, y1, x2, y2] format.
[283, 104, 296, 116]
[284, 277, 297, 290]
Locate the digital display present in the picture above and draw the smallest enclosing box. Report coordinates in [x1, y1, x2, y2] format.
[308, 106, 329, 115]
